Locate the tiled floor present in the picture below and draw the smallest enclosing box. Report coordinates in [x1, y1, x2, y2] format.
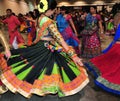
[0, 28, 120, 101]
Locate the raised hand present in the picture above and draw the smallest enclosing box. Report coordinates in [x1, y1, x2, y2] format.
[72, 56, 83, 66]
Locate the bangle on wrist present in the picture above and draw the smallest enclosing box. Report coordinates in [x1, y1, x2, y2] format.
[67, 46, 76, 57]
[71, 54, 77, 58]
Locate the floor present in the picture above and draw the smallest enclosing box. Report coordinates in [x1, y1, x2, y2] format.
[0, 28, 120, 101]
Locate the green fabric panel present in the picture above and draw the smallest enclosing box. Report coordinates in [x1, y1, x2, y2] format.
[58, 91, 65, 97]
[17, 67, 32, 80]
[42, 85, 65, 97]
[60, 52, 72, 62]
[10, 55, 20, 58]
[62, 68, 71, 83]
[38, 68, 46, 80]
[11, 61, 24, 68]
[42, 86, 59, 93]
[52, 63, 59, 74]
[68, 64, 80, 76]
[61, 53, 76, 67]
[12, 64, 27, 73]
[68, 60, 76, 67]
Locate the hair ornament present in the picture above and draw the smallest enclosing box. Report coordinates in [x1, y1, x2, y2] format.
[38, 0, 48, 12]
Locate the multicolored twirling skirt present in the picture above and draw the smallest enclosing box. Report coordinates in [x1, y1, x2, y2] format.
[84, 43, 120, 95]
[0, 40, 89, 98]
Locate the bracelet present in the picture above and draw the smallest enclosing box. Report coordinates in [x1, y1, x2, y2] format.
[71, 54, 77, 58]
[67, 46, 76, 57]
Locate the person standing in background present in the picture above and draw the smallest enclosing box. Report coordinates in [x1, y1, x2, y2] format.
[25, 11, 36, 46]
[81, 6, 103, 58]
[54, 6, 80, 55]
[0, 9, 25, 49]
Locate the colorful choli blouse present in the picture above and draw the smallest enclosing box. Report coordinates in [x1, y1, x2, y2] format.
[34, 16, 65, 52]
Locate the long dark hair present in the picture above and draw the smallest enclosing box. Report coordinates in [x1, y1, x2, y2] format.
[60, 6, 69, 14]
[28, 11, 34, 19]
[48, 0, 57, 10]
[90, 6, 97, 10]
[33, 9, 40, 19]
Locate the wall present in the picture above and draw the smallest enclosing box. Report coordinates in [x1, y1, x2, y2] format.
[0, 0, 34, 15]
[57, 0, 119, 6]
[57, 0, 119, 12]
